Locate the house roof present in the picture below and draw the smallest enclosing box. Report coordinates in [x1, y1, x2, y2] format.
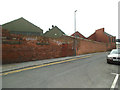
[104, 32, 115, 37]
[44, 26, 66, 38]
[71, 31, 86, 39]
[2, 17, 43, 33]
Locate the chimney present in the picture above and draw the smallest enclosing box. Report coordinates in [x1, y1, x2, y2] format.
[52, 25, 54, 28]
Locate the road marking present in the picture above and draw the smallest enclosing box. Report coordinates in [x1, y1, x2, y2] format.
[111, 73, 119, 89]
[1, 55, 93, 76]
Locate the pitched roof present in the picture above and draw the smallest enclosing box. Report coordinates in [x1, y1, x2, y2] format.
[2, 17, 43, 33]
[44, 26, 66, 38]
[104, 32, 115, 37]
[71, 31, 86, 39]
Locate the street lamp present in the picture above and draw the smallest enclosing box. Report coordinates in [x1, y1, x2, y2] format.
[74, 10, 77, 56]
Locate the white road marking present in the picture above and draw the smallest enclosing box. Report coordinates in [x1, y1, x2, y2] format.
[111, 73, 119, 89]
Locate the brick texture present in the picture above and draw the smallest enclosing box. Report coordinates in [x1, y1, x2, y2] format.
[2, 29, 116, 64]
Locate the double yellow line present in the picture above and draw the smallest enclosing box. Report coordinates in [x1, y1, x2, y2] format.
[0, 55, 93, 76]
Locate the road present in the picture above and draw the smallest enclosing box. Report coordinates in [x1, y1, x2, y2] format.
[2, 52, 120, 88]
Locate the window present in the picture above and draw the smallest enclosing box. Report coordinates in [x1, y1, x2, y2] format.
[109, 37, 111, 42]
[112, 38, 114, 42]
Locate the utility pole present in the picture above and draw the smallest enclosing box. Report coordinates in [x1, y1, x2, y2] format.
[74, 10, 77, 56]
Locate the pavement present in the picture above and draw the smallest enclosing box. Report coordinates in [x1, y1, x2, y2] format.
[2, 53, 97, 73]
[2, 52, 120, 88]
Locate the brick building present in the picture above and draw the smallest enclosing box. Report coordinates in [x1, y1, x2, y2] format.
[71, 31, 86, 39]
[87, 28, 116, 49]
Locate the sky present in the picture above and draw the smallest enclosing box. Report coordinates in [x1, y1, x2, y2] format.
[0, 0, 119, 38]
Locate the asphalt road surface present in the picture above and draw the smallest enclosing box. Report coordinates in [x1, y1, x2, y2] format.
[2, 52, 120, 88]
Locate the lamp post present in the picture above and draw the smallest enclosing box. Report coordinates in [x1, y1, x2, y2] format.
[74, 10, 77, 56]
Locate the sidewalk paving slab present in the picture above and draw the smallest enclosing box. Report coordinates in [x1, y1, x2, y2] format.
[1, 52, 104, 73]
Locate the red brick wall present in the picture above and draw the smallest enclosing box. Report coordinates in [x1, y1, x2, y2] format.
[2, 36, 115, 64]
[2, 30, 115, 64]
[2, 43, 62, 64]
[76, 39, 107, 55]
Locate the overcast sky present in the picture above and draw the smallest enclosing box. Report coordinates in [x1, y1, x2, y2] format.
[0, 0, 119, 38]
